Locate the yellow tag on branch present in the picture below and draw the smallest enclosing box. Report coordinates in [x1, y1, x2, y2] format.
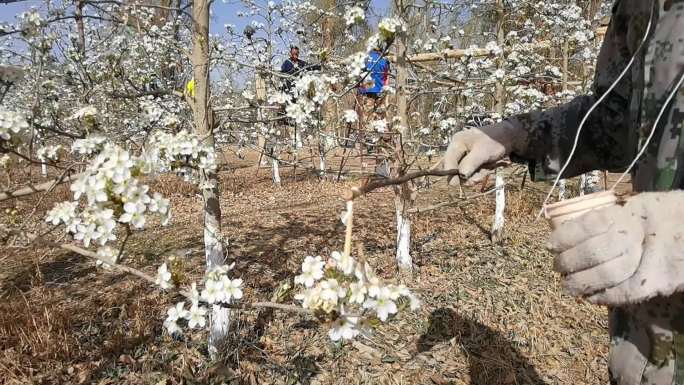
[185, 79, 195, 98]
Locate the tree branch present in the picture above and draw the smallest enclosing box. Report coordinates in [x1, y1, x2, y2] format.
[341, 161, 509, 201]
[0, 171, 83, 202]
[18, 230, 313, 315]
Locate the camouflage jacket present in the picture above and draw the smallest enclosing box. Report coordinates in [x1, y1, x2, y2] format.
[509, 0, 684, 193]
[502, 1, 684, 384]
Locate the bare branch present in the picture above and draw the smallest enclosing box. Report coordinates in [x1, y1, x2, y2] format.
[0, 171, 83, 202]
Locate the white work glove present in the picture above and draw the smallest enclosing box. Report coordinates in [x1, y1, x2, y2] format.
[548, 191, 684, 306]
[440, 122, 527, 185]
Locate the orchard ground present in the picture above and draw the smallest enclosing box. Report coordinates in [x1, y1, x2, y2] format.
[0, 148, 620, 385]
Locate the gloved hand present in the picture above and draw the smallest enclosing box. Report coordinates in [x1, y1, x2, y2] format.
[440, 121, 527, 185]
[548, 191, 684, 306]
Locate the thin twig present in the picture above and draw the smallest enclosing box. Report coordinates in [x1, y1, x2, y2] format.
[408, 186, 500, 214]
[18, 231, 313, 315]
[0, 171, 83, 202]
[342, 161, 509, 201]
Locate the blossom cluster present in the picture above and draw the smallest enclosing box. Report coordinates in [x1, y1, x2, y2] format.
[282, 73, 336, 131]
[161, 263, 243, 336]
[146, 130, 218, 178]
[344, 6, 365, 26]
[36, 144, 62, 161]
[378, 17, 405, 42]
[0, 110, 29, 143]
[294, 251, 420, 342]
[45, 141, 170, 256]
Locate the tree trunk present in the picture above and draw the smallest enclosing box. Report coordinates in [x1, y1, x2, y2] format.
[558, 179, 567, 201]
[75, 0, 86, 57]
[272, 152, 281, 186]
[191, 0, 229, 359]
[255, 72, 269, 168]
[491, 0, 506, 244]
[580, 170, 601, 195]
[392, 4, 414, 272]
[490, 169, 505, 244]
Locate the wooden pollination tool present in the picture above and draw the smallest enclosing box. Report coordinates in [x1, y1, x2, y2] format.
[543, 190, 618, 228]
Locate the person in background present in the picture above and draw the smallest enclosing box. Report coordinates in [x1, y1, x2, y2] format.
[278, 45, 322, 147]
[356, 47, 391, 175]
[357, 47, 390, 123]
[280, 45, 320, 98]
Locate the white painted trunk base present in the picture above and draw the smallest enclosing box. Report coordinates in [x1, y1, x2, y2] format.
[558, 179, 567, 201]
[201, 171, 230, 358]
[272, 158, 281, 186]
[490, 170, 505, 243]
[395, 209, 412, 270]
[580, 170, 601, 195]
[319, 154, 326, 179]
[209, 305, 231, 358]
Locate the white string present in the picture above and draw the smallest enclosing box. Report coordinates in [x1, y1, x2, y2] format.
[536, 10, 654, 219]
[611, 71, 684, 189]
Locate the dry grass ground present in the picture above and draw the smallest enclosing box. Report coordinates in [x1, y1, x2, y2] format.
[0, 149, 609, 385]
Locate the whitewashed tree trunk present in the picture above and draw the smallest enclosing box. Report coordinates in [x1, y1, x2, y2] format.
[580, 170, 601, 195]
[558, 179, 567, 201]
[490, 168, 505, 244]
[395, 204, 412, 269]
[190, 0, 229, 359]
[318, 147, 326, 179]
[490, 0, 505, 245]
[272, 150, 281, 186]
[391, 4, 414, 272]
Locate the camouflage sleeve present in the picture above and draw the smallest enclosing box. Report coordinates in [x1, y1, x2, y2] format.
[506, 0, 651, 178]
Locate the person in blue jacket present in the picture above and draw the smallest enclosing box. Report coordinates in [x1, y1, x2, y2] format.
[359, 47, 390, 98]
[356, 47, 391, 171]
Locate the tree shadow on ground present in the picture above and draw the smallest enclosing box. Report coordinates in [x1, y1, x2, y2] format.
[229, 208, 390, 283]
[1, 251, 94, 294]
[418, 308, 548, 385]
[458, 206, 492, 239]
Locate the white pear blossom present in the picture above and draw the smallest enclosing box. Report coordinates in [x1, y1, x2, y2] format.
[349, 282, 367, 304]
[222, 277, 243, 301]
[95, 246, 118, 268]
[331, 251, 355, 275]
[329, 314, 360, 341]
[0, 111, 29, 141]
[119, 201, 147, 229]
[45, 201, 78, 226]
[156, 263, 174, 289]
[364, 287, 398, 321]
[344, 6, 364, 26]
[319, 278, 346, 304]
[294, 256, 325, 287]
[201, 278, 224, 304]
[342, 109, 358, 123]
[370, 119, 387, 133]
[163, 319, 182, 335]
[74, 223, 101, 247]
[186, 304, 207, 329]
[166, 302, 188, 322]
[72, 135, 107, 155]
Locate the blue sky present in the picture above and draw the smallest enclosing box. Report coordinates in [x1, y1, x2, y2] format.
[0, 0, 391, 32]
[0, 0, 390, 85]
